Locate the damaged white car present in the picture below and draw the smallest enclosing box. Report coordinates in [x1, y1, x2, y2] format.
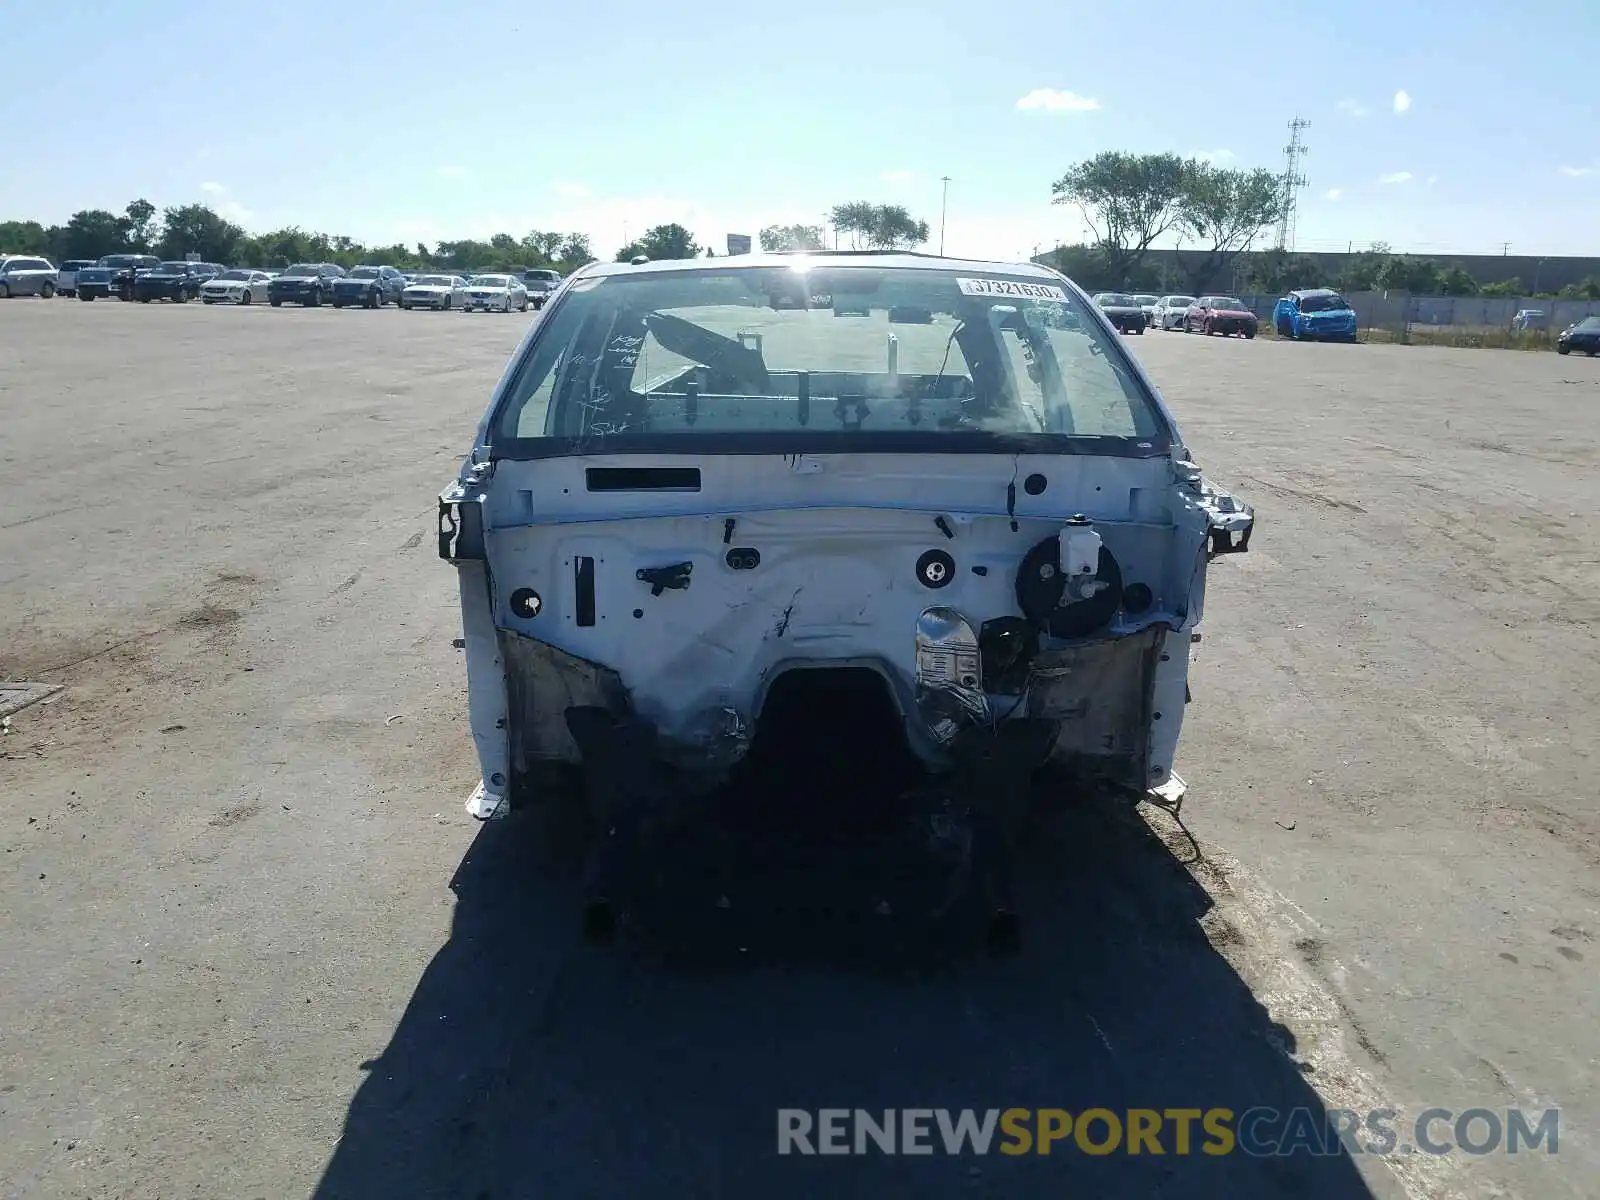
[439, 251, 1254, 945]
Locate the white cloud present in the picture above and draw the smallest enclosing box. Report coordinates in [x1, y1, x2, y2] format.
[1559, 164, 1597, 177]
[1336, 99, 1369, 118]
[436, 164, 469, 180]
[1378, 171, 1413, 185]
[200, 181, 225, 194]
[1325, 188, 1343, 201]
[1392, 90, 1412, 114]
[554, 181, 591, 199]
[1191, 149, 1235, 165]
[1015, 88, 1099, 112]
[1426, 175, 1438, 186]
[218, 200, 256, 224]
[879, 169, 915, 183]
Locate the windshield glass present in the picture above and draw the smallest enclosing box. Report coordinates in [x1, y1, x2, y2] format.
[525, 270, 560, 282]
[1164, 296, 1195, 307]
[1299, 292, 1349, 313]
[1134, 295, 1159, 305]
[216, 270, 252, 281]
[283, 264, 319, 277]
[1096, 293, 1135, 307]
[470, 275, 510, 286]
[416, 275, 455, 285]
[1574, 316, 1600, 332]
[491, 265, 1169, 455]
[1213, 297, 1247, 310]
[157, 262, 190, 273]
[348, 267, 380, 279]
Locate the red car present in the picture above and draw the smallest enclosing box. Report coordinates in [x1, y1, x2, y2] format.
[1184, 296, 1258, 338]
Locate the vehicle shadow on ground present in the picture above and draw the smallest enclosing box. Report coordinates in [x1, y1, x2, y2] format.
[312, 793, 1379, 1200]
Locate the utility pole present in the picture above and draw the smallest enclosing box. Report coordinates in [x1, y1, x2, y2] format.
[938, 176, 952, 256]
[1501, 241, 1511, 256]
[1275, 117, 1310, 251]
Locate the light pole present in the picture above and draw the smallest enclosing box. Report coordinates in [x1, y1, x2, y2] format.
[939, 176, 951, 255]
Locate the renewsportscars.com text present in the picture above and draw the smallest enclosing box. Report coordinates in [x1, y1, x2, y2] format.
[777, 1107, 1560, 1158]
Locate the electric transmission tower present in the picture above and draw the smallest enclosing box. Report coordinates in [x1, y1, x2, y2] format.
[1275, 117, 1310, 251]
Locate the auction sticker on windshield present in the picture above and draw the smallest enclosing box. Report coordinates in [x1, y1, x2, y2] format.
[956, 278, 1068, 301]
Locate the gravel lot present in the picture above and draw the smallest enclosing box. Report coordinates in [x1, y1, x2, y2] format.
[1, 301, 1596, 1199]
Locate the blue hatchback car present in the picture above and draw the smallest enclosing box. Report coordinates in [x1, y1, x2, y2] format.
[1273, 288, 1358, 341]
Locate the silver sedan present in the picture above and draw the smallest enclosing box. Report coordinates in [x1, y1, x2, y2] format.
[400, 274, 469, 310]
[200, 269, 274, 305]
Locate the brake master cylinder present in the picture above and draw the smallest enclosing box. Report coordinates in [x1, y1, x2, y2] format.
[1058, 515, 1107, 604]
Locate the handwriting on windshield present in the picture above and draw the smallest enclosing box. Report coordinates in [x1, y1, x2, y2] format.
[606, 334, 644, 370]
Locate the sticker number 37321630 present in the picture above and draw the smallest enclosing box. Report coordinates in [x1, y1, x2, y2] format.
[956, 278, 1068, 301]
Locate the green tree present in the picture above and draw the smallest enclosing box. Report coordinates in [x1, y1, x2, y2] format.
[1051, 151, 1192, 288]
[826, 203, 928, 250]
[1175, 164, 1285, 295]
[55, 210, 128, 259]
[556, 234, 593, 271]
[1480, 278, 1523, 297]
[1039, 243, 1116, 291]
[156, 203, 245, 262]
[0, 220, 51, 255]
[828, 202, 878, 249]
[760, 223, 825, 252]
[123, 199, 157, 252]
[1335, 248, 1389, 292]
[1435, 265, 1480, 296]
[1557, 275, 1600, 300]
[1373, 254, 1440, 293]
[1239, 248, 1324, 295]
[867, 204, 929, 249]
[617, 223, 700, 261]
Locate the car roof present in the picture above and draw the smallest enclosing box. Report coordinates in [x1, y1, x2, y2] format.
[575, 250, 1062, 280]
[1289, 288, 1340, 298]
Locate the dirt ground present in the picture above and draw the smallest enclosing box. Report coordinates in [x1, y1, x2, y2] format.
[1, 301, 1596, 1199]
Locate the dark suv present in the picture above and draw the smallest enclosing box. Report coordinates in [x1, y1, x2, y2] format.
[267, 262, 348, 307]
[131, 261, 209, 303]
[330, 265, 406, 308]
[95, 253, 161, 301]
[520, 267, 562, 310]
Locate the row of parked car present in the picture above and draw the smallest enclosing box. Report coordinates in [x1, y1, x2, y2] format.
[0, 253, 564, 313]
[1088, 289, 1361, 341]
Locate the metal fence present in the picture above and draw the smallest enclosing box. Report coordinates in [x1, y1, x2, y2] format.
[1229, 291, 1600, 331]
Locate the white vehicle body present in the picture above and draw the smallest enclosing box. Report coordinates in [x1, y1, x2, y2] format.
[464, 274, 531, 312]
[402, 274, 468, 309]
[1154, 295, 1197, 330]
[0, 255, 59, 298]
[440, 253, 1254, 935]
[57, 260, 96, 296]
[200, 269, 273, 305]
[1134, 294, 1160, 324]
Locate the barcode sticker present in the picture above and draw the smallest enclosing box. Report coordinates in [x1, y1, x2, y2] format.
[956, 278, 1068, 301]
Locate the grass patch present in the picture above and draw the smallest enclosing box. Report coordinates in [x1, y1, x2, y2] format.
[1358, 326, 1559, 351]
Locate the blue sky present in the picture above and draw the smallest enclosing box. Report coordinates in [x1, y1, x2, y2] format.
[4, 0, 1597, 261]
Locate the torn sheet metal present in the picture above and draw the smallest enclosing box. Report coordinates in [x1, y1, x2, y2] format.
[466, 779, 508, 821]
[1183, 467, 1255, 555]
[498, 629, 631, 806]
[1026, 624, 1167, 791]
